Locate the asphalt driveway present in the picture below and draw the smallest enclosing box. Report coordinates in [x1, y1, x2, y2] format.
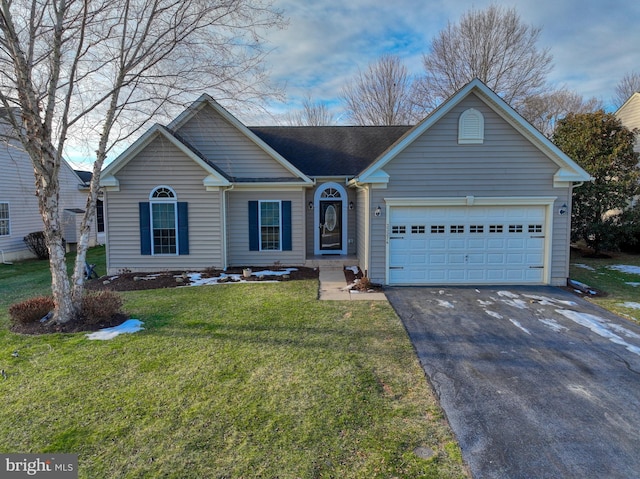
[385, 286, 640, 479]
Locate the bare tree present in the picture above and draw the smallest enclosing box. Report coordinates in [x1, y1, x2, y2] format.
[0, 0, 285, 323]
[285, 96, 334, 126]
[519, 89, 602, 138]
[614, 71, 640, 108]
[416, 4, 552, 110]
[341, 54, 419, 126]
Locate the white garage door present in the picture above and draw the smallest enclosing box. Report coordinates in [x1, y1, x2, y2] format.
[388, 205, 547, 285]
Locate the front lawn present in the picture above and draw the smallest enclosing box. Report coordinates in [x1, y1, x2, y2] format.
[569, 248, 640, 324]
[0, 248, 468, 478]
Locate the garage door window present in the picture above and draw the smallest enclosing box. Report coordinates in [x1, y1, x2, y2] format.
[509, 225, 523, 233]
[470, 225, 484, 233]
[450, 225, 464, 234]
[431, 225, 445, 234]
[392, 225, 406, 234]
[529, 224, 543, 233]
[411, 225, 426, 234]
[490, 225, 503, 233]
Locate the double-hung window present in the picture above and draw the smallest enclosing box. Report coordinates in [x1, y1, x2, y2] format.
[248, 200, 292, 252]
[139, 186, 189, 256]
[0, 203, 9, 236]
[150, 187, 178, 255]
[259, 200, 281, 251]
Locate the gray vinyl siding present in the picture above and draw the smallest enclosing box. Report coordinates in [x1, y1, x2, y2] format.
[0, 132, 92, 261]
[105, 135, 224, 274]
[175, 105, 297, 179]
[367, 93, 573, 286]
[226, 189, 306, 266]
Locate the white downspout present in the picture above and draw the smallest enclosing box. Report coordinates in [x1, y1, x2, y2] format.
[221, 184, 234, 270]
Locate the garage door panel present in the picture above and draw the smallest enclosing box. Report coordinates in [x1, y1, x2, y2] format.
[388, 204, 547, 285]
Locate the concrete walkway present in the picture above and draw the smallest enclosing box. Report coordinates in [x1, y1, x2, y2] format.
[318, 268, 387, 301]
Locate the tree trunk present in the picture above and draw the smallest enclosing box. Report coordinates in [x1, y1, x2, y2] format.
[35, 151, 78, 324]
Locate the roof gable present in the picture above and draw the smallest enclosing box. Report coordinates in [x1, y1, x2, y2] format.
[355, 79, 592, 185]
[100, 124, 231, 189]
[168, 95, 313, 184]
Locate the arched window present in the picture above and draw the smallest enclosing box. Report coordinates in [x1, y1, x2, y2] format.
[458, 108, 484, 144]
[149, 186, 178, 255]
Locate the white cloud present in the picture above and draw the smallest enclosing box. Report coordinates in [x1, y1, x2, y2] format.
[257, 0, 640, 120]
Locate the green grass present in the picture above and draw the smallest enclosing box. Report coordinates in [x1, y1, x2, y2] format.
[0, 247, 468, 478]
[569, 248, 640, 324]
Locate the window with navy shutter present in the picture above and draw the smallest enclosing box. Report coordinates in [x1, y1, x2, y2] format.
[140, 186, 189, 255]
[249, 200, 292, 251]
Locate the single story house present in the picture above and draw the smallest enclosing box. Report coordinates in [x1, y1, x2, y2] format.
[100, 79, 591, 286]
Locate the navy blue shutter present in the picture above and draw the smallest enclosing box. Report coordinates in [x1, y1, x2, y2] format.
[139, 202, 151, 255]
[177, 202, 189, 255]
[282, 201, 292, 251]
[248, 201, 259, 251]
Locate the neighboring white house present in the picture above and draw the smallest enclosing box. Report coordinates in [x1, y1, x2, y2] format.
[616, 92, 640, 155]
[0, 111, 98, 262]
[101, 79, 591, 286]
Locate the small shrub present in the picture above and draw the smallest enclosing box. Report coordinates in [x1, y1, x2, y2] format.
[23, 231, 49, 259]
[81, 291, 124, 325]
[8, 296, 55, 325]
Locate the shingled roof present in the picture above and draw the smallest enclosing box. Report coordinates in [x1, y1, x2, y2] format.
[249, 126, 412, 176]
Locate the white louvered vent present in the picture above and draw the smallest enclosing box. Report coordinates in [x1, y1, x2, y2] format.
[458, 108, 484, 144]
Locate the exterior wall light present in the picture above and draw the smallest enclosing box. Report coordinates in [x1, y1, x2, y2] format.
[559, 203, 568, 215]
[375, 205, 381, 217]
[308, 201, 313, 210]
[349, 201, 354, 210]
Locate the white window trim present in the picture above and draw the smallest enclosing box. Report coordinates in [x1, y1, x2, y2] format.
[258, 200, 282, 252]
[149, 186, 179, 256]
[0, 202, 10, 237]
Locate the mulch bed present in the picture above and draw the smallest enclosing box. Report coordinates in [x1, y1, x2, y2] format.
[10, 313, 128, 335]
[85, 266, 319, 292]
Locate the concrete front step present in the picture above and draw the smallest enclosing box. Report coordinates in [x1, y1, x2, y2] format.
[304, 256, 359, 269]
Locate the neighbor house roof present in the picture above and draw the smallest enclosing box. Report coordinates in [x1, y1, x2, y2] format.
[249, 126, 412, 176]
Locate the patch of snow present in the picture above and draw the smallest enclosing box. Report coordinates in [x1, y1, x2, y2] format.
[538, 318, 568, 332]
[523, 294, 577, 307]
[573, 263, 596, 271]
[609, 323, 640, 340]
[625, 282, 640, 287]
[345, 266, 359, 274]
[555, 309, 640, 356]
[607, 265, 640, 275]
[485, 310, 503, 320]
[86, 319, 144, 340]
[620, 302, 640, 310]
[497, 291, 519, 299]
[477, 299, 493, 306]
[184, 269, 297, 287]
[437, 299, 455, 309]
[508, 319, 531, 335]
[501, 298, 529, 310]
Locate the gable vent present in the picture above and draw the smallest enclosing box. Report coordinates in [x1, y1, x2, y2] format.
[458, 108, 484, 144]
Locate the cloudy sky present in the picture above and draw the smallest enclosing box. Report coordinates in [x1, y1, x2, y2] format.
[253, 0, 640, 122]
